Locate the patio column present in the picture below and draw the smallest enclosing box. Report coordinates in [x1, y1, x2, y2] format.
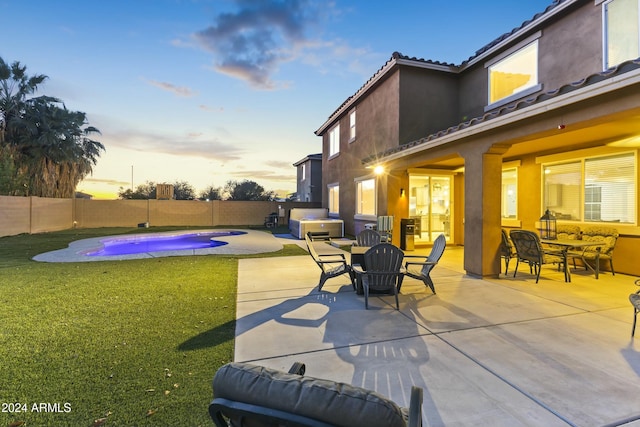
[462, 144, 508, 278]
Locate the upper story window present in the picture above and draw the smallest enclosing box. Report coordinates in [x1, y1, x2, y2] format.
[300, 163, 306, 181]
[329, 124, 340, 157]
[604, 0, 640, 69]
[328, 183, 339, 215]
[487, 38, 539, 106]
[349, 110, 356, 142]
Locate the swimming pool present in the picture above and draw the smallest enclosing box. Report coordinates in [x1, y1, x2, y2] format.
[32, 229, 288, 262]
[85, 230, 247, 256]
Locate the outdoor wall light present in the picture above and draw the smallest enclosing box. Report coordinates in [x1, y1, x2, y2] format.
[400, 188, 405, 197]
[374, 165, 385, 175]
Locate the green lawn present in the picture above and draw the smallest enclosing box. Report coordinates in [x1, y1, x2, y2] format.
[0, 227, 307, 427]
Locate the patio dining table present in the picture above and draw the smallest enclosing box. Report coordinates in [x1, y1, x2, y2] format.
[541, 239, 605, 282]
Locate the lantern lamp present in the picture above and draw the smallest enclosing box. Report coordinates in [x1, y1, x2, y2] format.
[538, 209, 557, 240]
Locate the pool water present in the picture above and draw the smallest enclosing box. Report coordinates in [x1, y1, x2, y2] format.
[86, 231, 246, 256]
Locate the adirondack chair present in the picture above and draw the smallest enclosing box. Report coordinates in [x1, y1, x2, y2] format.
[354, 229, 382, 246]
[305, 232, 354, 291]
[403, 234, 446, 294]
[352, 243, 405, 309]
[209, 361, 423, 427]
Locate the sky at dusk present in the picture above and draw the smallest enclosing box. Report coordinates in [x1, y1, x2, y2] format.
[1, 0, 553, 199]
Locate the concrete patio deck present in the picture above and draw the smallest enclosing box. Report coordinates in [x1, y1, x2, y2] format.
[235, 239, 640, 426]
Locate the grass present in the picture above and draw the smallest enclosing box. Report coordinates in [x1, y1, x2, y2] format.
[0, 226, 307, 427]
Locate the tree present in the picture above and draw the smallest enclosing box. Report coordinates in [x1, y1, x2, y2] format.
[199, 185, 223, 201]
[118, 181, 156, 199]
[172, 180, 195, 200]
[224, 179, 275, 201]
[0, 57, 104, 197]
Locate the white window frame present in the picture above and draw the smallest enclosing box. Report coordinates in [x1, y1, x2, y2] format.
[329, 124, 340, 157]
[328, 183, 339, 216]
[349, 109, 356, 142]
[485, 32, 542, 111]
[541, 151, 636, 224]
[354, 176, 376, 220]
[501, 165, 519, 220]
[603, 0, 640, 69]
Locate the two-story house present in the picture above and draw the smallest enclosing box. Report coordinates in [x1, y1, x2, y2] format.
[315, 0, 640, 278]
[293, 154, 322, 203]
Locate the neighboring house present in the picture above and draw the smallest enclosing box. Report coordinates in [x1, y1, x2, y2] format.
[293, 154, 322, 203]
[315, 0, 640, 278]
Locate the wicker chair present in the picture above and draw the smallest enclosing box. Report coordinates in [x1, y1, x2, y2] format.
[500, 229, 517, 275]
[568, 226, 618, 279]
[630, 279, 640, 337]
[509, 230, 566, 283]
[556, 224, 581, 240]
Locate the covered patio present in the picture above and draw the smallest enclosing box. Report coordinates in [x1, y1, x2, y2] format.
[233, 243, 640, 426]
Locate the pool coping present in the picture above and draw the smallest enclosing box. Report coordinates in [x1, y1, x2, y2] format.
[32, 229, 286, 262]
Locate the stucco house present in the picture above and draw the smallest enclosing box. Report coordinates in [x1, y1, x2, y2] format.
[315, 0, 640, 278]
[293, 154, 322, 203]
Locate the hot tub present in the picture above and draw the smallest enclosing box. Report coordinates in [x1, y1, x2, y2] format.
[289, 208, 344, 239]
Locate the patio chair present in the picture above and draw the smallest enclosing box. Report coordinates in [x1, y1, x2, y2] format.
[403, 233, 446, 294]
[509, 229, 566, 283]
[500, 229, 516, 275]
[568, 226, 618, 279]
[630, 279, 640, 337]
[209, 361, 423, 427]
[305, 232, 354, 291]
[556, 224, 581, 240]
[354, 229, 382, 246]
[352, 243, 405, 309]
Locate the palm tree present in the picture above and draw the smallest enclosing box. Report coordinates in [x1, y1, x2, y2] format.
[0, 57, 104, 197]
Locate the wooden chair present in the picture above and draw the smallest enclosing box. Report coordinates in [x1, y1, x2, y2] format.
[355, 229, 382, 246]
[352, 243, 405, 309]
[304, 232, 353, 291]
[210, 362, 423, 427]
[403, 234, 446, 294]
[509, 230, 565, 283]
[568, 226, 618, 279]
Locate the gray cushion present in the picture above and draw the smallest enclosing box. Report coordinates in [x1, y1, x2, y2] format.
[213, 362, 406, 427]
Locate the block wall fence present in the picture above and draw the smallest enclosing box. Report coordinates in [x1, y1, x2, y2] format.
[0, 196, 320, 237]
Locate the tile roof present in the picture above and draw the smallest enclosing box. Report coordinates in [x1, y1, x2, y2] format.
[361, 58, 640, 165]
[316, 0, 570, 136]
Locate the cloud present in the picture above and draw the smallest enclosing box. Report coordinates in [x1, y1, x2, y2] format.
[193, 0, 320, 89]
[81, 177, 130, 186]
[102, 128, 245, 162]
[227, 169, 295, 182]
[147, 79, 197, 97]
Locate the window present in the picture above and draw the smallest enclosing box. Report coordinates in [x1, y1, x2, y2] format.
[300, 163, 306, 181]
[329, 124, 340, 157]
[349, 110, 356, 142]
[328, 184, 339, 215]
[488, 40, 538, 104]
[356, 178, 376, 217]
[604, 0, 640, 69]
[542, 152, 636, 223]
[501, 168, 518, 218]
